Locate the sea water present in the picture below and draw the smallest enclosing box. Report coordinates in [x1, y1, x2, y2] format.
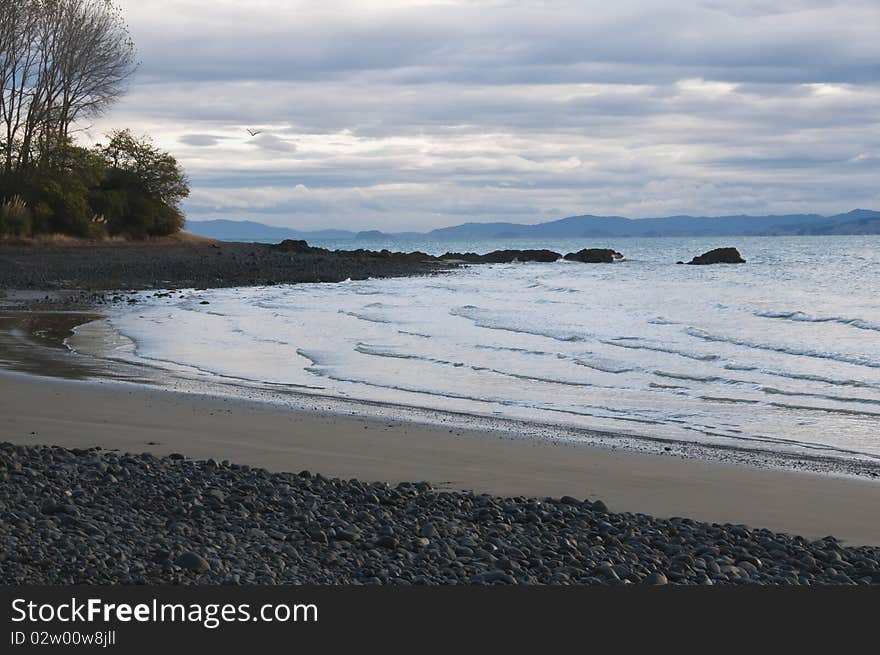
[106, 235, 880, 463]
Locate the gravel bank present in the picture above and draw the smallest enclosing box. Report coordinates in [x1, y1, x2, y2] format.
[2, 443, 878, 586]
[0, 240, 452, 291]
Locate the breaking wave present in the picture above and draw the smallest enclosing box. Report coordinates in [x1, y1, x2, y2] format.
[755, 310, 880, 333]
[107, 235, 880, 465]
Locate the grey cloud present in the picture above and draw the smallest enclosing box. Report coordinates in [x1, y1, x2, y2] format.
[250, 133, 298, 153]
[123, 78, 880, 144]
[179, 133, 225, 147]
[125, 1, 879, 86]
[101, 0, 880, 231]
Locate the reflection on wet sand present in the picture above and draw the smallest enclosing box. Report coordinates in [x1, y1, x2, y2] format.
[0, 311, 152, 383]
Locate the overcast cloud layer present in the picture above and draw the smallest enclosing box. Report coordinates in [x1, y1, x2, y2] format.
[89, 0, 880, 231]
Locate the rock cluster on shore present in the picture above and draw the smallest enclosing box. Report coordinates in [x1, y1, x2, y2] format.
[2, 444, 877, 586]
[438, 248, 624, 264]
[0, 241, 452, 291]
[0, 238, 756, 292]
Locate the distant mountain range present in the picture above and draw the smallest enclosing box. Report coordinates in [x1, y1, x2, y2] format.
[186, 209, 880, 242]
[184, 220, 356, 241]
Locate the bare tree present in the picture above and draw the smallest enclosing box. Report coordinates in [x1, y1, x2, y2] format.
[0, 0, 136, 173]
[51, 1, 137, 152]
[0, 0, 40, 173]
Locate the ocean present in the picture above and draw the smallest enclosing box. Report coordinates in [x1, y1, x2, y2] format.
[101, 235, 880, 465]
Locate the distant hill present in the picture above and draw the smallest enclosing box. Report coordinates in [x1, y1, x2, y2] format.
[426, 210, 880, 239]
[761, 210, 880, 236]
[187, 210, 880, 242]
[185, 220, 356, 241]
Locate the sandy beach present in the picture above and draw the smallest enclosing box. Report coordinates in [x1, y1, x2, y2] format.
[2, 370, 879, 546]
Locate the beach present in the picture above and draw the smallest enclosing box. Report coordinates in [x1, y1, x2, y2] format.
[2, 371, 879, 547]
[4, 440, 879, 586]
[2, 241, 880, 587]
[82, 235, 880, 473]
[2, 1, 879, 638]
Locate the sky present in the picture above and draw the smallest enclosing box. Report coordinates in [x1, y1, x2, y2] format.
[88, 0, 880, 232]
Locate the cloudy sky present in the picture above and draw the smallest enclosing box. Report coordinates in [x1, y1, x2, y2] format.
[90, 0, 880, 231]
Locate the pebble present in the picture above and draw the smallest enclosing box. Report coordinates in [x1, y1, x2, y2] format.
[643, 571, 668, 585]
[175, 552, 210, 573]
[1, 443, 878, 586]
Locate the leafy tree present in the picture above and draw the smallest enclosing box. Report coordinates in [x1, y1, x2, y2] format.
[0, 2, 187, 240]
[92, 130, 189, 237]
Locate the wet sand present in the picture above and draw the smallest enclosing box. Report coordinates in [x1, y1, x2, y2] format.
[2, 370, 879, 545]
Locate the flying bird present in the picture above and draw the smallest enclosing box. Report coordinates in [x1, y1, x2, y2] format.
[247, 129, 262, 137]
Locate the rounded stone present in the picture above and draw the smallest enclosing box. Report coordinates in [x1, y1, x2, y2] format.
[643, 572, 668, 585]
[175, 552, 210, 574]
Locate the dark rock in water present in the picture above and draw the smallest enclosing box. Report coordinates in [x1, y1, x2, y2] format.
[175, 551, 210, 573]
[439, 252, 484, 263]
[681, 247, 746, 265]
[563, 248, 624, 263]
[440, 249, 561, 264]
[482, 249, 561, 263]
[271, 239, 314, 253]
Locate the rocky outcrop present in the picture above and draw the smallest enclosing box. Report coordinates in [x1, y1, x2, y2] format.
[679, 247, 746, 265]
[482, 249, 561, 263]
[440, 249, 561, 263]
[271, 239, 314, 253]
[438, 252, 484, 263]
[563, 248, 624, 263]
[0, 240, 451, 291]
[334, 248, 431, 262]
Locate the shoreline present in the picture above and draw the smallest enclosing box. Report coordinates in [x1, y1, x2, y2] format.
[2, 369, 880, 545]
[0, 296, 880, 480]
[3, 305, 879, 481]
[1, 250, 879, 549]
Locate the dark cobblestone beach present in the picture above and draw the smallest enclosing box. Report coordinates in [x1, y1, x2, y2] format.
[2, 444, 878, 586]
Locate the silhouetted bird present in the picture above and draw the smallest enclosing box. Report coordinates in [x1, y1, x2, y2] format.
[247, 129, 262, 137]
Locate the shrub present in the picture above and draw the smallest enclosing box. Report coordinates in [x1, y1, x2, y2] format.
[0, 195, 32, 237]
[0, 130, 188, 240]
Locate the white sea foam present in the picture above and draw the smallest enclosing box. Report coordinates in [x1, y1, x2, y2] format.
[107, 235, 880, 463]
[755, 310, 880, 333]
